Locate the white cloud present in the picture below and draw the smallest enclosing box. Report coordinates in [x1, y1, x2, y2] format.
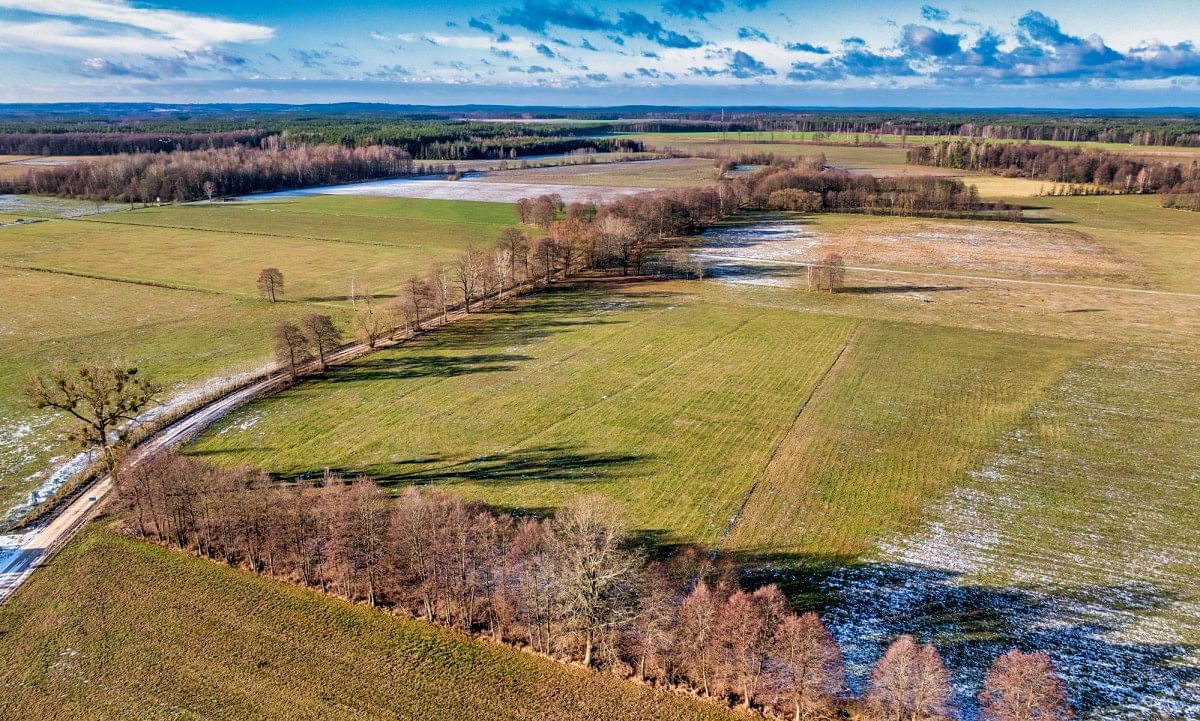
[0, 0, 273, 55]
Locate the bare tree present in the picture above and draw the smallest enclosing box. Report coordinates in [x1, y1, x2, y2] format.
[300, 313, 342, 371]
[494, 244, 513, 300]
[26, 360, 159, 485]
[717, 585, 789, 709]
[273, 321, 311, 379]
[867, 635, 956, 721]
[354, 291, 386, 348]
[979, 650, 1073, 721]
[808, 253, 846, 293]
[772, 612, 846, 721]
[454, 246, 481, 312]
[677, 580, 722, 695]
[256, 267, 284, 302]
[404, 274, 432, 331]
[550, 495, 643, 667]
[430, 263, 453, 323]
[499, 227, 528, 286]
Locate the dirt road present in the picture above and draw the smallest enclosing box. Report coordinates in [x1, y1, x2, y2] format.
[0, 296, 488, 603]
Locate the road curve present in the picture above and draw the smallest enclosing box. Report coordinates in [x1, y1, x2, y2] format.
[0, 293, 496, 603]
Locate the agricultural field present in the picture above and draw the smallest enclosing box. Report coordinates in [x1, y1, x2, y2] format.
[0, 525, 741, 721]
[483, 157, 719, 188]
[0, 196, 531, 519]
[185, 191, 1200, 716]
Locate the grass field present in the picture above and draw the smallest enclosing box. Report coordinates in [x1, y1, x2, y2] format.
[0, 525, 742, 721]
[183, 190, 1200, 716]
[0, 195, 530, 517]
[484, 158, 719, 188]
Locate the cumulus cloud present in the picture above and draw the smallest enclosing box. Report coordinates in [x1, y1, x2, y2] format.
[691, 48, 775, 79]
[901, 25, 962, 58]
[535, 42, 557, 58]
[468, 18, 494, 33]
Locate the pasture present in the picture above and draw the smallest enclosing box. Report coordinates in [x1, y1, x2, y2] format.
[185, 192, 1200, 715]
[0, 195, 530, 517]
[483, 157, 720, 188]
[0, 525, 741, 721]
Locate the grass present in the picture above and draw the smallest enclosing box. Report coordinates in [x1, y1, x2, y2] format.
[0, 525, 742, 721]
[485, 158, 719, 188]
[0, 196, 529, 516]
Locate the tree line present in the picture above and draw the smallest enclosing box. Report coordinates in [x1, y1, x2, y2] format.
[0, 144, 420, 203]
[724, 161, 1020, 220]
[114, 452, 1074, 721]
[0, 130, 270, 156]
[907, 141, 1200, 205]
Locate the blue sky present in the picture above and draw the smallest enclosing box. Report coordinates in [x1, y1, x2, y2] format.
[2, 1, 1199, 106]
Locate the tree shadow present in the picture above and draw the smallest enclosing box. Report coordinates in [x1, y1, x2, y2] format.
[319, 352, 534, 383]
[276, 443, 647, 489]
[729, 549, 1200, 718]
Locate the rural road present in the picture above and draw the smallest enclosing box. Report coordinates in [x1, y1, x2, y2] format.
[0, 296, 489, 604]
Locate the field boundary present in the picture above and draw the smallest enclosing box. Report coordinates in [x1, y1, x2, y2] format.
[712, 322, 862, 553]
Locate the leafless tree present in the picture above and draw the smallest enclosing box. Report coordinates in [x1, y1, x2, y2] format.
[772, 611, 846, 721]
[499, 227, 528, 286]
[256, 267, 284, 302]
[979, 650, 1073, 721]
[404, 274, 432, 331]
[549, 495, 643, 667]
[454, 247, 481, 312]
[717, 585, 789, 709]
[867, 635, 956, 721]
[300, 313, 342, 371]
[677, 580, 723, 695]
[273, 321, 311, 379]
[26, 360, 159, 484]
[354, 291, 386, 348]
[430, 263, 453, 323]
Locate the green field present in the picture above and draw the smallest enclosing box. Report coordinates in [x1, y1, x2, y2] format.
[0, 525, 741, 721]
[0, 196, 530, 517]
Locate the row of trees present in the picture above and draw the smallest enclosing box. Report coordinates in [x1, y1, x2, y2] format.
[724, 163, 1020, 220]
[0, 144, 418, 202]
[907, 141, 1200, 198]
[114, 452, 1074, 721]
[0, 130, 270, 156]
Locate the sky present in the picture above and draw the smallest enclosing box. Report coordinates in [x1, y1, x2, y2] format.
[2, 0, 1200, 107]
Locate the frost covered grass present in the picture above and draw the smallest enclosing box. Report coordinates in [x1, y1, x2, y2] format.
[0, 525, 739, 721]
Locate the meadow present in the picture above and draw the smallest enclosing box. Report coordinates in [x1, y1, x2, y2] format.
[0, 525, 742, 721]
[0, 195, 530, 517]
[183, 191, 1200, 715]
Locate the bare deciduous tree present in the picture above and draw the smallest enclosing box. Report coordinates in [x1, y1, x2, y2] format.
[273, 321, 311, 379]
[979, 650, 1073, 721]
[300, 313, 342, 371]
[867, 635, 956, 721]
[550, 495, 642, 667]
[26, 360, 159, 484]
[717, 585, 789, 709]
[773, 611, 846, 721]
[454, 247, 481, 312]
[257, 267, 284, 302]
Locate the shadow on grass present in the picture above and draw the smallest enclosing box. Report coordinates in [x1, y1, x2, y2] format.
[728, 548, 1200, 717]
[276, 443, 647, 489]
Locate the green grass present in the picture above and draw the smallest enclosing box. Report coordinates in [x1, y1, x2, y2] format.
[0, 525, 742, 721]
[191, 281, 859, 546]
[487, 158, 719, 188]
[0, 196, 527, 516]
[725, 321, 1086, 561]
